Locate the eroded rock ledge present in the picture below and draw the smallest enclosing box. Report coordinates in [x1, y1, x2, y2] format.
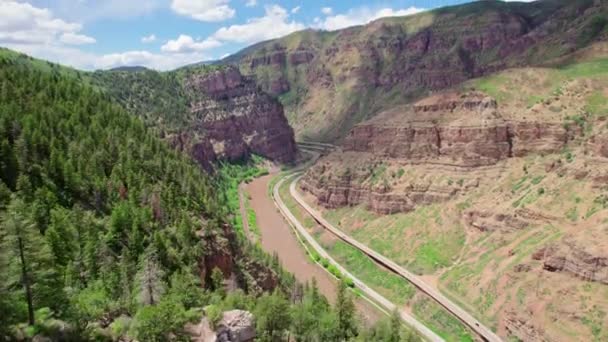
[301, 91, 584, 214]
[541, 239, 608, 285]
[171, 67, 296, 168]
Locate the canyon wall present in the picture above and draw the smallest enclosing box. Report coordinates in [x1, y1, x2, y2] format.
[176, 67, 296, 168]
[300, 91, 583, 214]
[225, 0, 607, 141]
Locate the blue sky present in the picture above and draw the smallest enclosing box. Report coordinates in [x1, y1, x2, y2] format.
[0, 0, 529, 70]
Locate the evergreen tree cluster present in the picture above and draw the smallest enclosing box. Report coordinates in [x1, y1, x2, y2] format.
[0, 49, 422, 341]
[0, 49, 223, 340]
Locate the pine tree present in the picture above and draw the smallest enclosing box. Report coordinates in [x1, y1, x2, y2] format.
[0, 196, 59, 325]
[136, 244, 165, 306]
[336, 278, 357, 341]
[210, 267, 226, 298]
[255, 290, 291, 342]
[389, 309, 402, 342]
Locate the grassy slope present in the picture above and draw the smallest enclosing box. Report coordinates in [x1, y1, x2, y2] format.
[306, 53, 608, 340]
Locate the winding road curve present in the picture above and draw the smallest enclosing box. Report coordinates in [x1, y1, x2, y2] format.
[285, 142, 502, 342]
[273, 174, 444, 342]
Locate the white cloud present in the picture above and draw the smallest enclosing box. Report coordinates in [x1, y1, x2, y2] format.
[94, 50, 206, 70]
[141, 34, 157, 43]
[321, 7, 332, 15]
[60, 32, 96, 45]
[171, 0, 235, 22]
[212, 5, 304, 44]
[5, 40, 208, 71]
[0, 1, 95, 46]
[0, 1, 208, 71]
[316, 6, 425, 31]
[161, 34, 222, 53]
[245, 0, 257, 7]
[0, 1, 432, 71]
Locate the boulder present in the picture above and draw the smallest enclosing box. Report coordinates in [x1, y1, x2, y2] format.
[215, 310, 256, 342]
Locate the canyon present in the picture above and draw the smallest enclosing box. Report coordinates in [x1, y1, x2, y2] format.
[294, 49, 608, 340]
[92, 65, 297, 169]
[225, 0, 608, 142]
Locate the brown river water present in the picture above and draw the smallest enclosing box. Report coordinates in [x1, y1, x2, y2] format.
[244, 174, 382, 325]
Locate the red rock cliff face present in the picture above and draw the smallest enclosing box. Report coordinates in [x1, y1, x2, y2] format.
[228, 1, 606, 141]
[174, 67, 296, 168]
[301, 91, 582, 214]
[341, 93, 579, 167]
[541, 239, 608, 285]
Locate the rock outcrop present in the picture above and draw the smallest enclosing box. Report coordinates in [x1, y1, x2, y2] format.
[341, 92, 580, 168]
[215, 310, 256, 342]
[181, 67, 296, 167]
[187, 310, 255, 342]
[300, 159, 462, 215]
[95, 65, 297, 169]
[226, 1, 607, 141]
[503, 311, 548, 342]
[301, 91, 582, 214]
[342, 92, 512, 168]
[463, 210, 529, 232]
[542, 240, 608, 285]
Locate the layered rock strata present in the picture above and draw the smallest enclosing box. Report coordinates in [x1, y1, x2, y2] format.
[301, 91, 581, 214]
[178, 67, 296, 167]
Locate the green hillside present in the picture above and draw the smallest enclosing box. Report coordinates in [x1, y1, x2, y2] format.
[0, 49, 422, 342]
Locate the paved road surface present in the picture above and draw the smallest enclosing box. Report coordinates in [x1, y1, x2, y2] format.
[289, 174, 503, 342]
[273, 174, 445, 342]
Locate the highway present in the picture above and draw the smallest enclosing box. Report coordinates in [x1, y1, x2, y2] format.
[286, 168, 502, 342]
[272, 173, 445, 342]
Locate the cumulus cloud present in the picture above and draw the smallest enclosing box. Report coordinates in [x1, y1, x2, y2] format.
[94, 50, 207, 70]
[316, 6, 425, 31]
[141, 34, 157, 43]
[212, 5, 304, 44]
[321, 7, 332, 15]
[8, 39, 209, 70]
[171, 0, 235, 22]
[245, 0, 257, 7]
[0, 1, 209, 70]
[0, 1, 95, 46]
[1, 1, 433, 71]
[161, 34, 222, 53]
[60, 32, 96, 45]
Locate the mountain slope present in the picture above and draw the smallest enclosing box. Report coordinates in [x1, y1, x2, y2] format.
[90, 64, 297, 168]
[299, 47, 608, 341]
[223, 0, 608, 142]
[0, 49, 288, 340]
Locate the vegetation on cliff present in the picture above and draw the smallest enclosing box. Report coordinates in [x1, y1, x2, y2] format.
[224, 0, 608, 142]
[0, 48, 224, 339]
[0, 48, 422, 342]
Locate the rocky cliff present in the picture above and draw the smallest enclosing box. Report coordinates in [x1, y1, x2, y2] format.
[300, 90, 584, 214]
[93, 66, 297, 169]
[223, 0, 608, 142]
[177, 67, 296, 167]
[542, 238, 608, 285]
